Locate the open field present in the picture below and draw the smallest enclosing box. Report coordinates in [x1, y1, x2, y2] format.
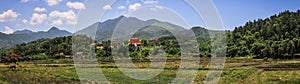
[0, 58, 299, 84]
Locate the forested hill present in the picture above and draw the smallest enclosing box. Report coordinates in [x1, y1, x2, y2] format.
[226, 10, 300, 58]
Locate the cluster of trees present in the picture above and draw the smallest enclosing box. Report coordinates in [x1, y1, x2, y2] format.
[0, 36, 72, 59]
[95, 37, 182, 59]
[226, 10, 300, 58]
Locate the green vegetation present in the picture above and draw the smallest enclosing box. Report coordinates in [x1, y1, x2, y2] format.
[28, 54, 48, 60]
[1, 10, 300, 61]
[226, 10, 300, 59]
[0, 58, 299, 83]
[0, 36, 72, 59]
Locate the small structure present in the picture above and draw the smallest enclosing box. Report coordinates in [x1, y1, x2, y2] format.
[128, 38, 142, 50]
[9, 53, 22, 64]
[10, 53, 21, 58]
[64, 55, 73, 59]
[129, 38, 141, 46]
[76, 52, 84, 55]
[60, 52, 65, 56]
[96, 46, 104, 49]
[154, 38, 159, 45]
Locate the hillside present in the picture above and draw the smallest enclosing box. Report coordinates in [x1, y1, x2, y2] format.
[0, 36, 73, 57]
[227, 10, 300, 58]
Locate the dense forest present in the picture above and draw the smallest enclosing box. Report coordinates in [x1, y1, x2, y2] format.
[1, 10, 300, 61]
[227, 10, 300, 59]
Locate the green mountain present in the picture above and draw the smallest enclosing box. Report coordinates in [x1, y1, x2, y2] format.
[76, 16, 188, 41]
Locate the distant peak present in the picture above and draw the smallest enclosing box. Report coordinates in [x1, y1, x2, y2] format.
[115, 15, 129, 20]
[48, 27, 60, 31]
[47, 27, 62, 32]
[118, 15, 126, 18]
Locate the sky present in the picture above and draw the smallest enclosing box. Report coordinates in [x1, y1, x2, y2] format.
[0, 0, 299, 34]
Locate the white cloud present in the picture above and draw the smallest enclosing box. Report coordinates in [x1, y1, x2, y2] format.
[103, 4, 112, 10]
[142, 0, 159, 4]
[22, 19, 28, 23]
[21, 0, 29, 3]
[149, 6, 164, 11]
[3, 26, 14, 34]
[52, 19, 63, 25]
[124, 14, 131, 17]
[66, 2, 86, 10]
[29, 13, 47, 25]
[0, 10, 19, 22]
[117, 5, 126, 10]
[129, 3, 142, 11]
[49, 10, 77, 24]
[45, 0, 62, 6]
[34, 7, 47, 12]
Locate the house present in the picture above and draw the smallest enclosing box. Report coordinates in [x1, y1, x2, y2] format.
[10, 54, 21, 58]
[128, 38, 142, 50]
[129, 38, 141, 46]
[9, 54, 22, 63]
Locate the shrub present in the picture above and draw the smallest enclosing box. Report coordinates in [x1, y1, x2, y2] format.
[29, 54, 48, 60]
[54, 54, 62, 59]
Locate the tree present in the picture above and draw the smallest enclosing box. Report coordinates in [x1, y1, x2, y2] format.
[141, 38, 149, 47]
[227, 45, 238, 57]
[251, 42, 264, 58]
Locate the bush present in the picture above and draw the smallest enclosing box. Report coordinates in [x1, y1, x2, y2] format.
[29, 54, 48, 60]
[54, 54, 62, 59]
[141, 48, 151, 57]
[129, 51, 139, 59]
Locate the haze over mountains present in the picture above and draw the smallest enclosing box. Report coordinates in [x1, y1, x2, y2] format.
[0, 27, 71, 48]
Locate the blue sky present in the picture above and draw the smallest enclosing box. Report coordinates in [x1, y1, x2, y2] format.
[0, 0, 299, 34]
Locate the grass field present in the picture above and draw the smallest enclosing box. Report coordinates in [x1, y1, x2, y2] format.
[0, 58, 299, 84]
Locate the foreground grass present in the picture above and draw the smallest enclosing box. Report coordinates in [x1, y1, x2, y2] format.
[0, 58, 299, 83]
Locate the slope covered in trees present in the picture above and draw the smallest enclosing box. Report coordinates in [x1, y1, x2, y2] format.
[226, 10, 300, 58]
[0, 36, 73, 60]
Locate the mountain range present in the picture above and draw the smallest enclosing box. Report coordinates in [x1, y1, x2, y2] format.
[0, 27, 71, 48]
[0, 16, 211, 49]
[76, 16, 203, 42]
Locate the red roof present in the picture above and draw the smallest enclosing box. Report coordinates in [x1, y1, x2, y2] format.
[129, 38, 141, 44]
[10, 53, 21, 58]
